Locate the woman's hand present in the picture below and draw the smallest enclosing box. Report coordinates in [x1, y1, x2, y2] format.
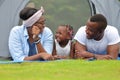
[40, 52, 54, 60]
[32, 26, 41, 41]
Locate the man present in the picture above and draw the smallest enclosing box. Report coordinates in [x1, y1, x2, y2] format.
[74, 14, 120, 60]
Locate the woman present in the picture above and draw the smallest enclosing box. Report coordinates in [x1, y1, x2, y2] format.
[9, 7, 54, 61]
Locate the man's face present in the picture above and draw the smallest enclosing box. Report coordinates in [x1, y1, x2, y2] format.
[86, 21, 101, 39]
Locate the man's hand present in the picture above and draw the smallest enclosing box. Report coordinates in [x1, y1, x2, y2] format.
[95, 54, 113, 60]
[75, 50, 94, 59]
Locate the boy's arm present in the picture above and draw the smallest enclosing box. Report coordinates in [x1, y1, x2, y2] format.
[52, 41, 57, 55]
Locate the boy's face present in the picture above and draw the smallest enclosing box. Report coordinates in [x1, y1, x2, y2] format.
[55, 26, 69, 42]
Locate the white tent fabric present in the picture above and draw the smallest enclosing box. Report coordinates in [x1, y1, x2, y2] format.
[90, 0, 120, 35]
[0, 0, 29, 57]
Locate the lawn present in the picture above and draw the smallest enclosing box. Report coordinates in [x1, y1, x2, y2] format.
[0, 60, 120, 80]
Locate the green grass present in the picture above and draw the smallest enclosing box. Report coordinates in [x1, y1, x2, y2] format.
[0, 60, 120, 80]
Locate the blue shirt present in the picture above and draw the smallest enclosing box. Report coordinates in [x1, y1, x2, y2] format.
[27, 40, 37, 56]
[9, 25, 53, 61]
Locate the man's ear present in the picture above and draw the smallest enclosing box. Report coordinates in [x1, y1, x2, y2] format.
[99, 30, 104, 33]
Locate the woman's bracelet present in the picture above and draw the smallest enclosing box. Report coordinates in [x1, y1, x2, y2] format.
[34, 38, 41, 44]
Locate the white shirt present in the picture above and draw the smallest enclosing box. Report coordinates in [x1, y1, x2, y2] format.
[74, 25, 120, 54]
[55, 39, 71, 56]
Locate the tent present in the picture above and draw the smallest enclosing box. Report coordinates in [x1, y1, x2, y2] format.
[0, 0, 29, 58]
[0, 0, 119, 59]
[89, 0, 120, 35]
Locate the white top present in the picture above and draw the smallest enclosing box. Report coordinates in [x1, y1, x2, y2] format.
[74, 25, 120, 54]
[55, 39, 71, 56]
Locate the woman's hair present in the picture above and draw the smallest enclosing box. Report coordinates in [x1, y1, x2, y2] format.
[61, 24, 74, 40]
[90, 14, 107, 31]
[19, 7, 38, 20]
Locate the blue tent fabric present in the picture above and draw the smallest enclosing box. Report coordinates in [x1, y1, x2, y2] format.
[0, 60, 48, 64]
[0, 58, 119, 64]
[0, 61, 22, 64]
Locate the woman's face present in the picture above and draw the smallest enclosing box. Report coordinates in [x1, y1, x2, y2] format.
[27, 16, 46, 36]
[32, 16, 46, 33]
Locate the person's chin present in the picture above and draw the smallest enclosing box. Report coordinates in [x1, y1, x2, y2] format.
[86, 36, 92, 39]
[56, 39, 61, 42]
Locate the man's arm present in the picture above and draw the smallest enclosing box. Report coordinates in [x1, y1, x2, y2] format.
[75, 41, 119, 60]
[93, 43, 119, 60]
[107, 43, 119, 59]
[74, 41, 94, 59]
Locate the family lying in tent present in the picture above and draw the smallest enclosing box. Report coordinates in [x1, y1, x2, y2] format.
[8, 7, 120, 61]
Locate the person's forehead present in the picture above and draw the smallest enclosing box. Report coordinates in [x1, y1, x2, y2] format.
[37, 16, 45, 22]
[86, 21, 99, 30]
[58, 26, 66, 30]
[57, 26, 67, 32]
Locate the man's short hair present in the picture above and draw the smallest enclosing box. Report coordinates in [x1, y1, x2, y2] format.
[90, 14, 107, 31]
